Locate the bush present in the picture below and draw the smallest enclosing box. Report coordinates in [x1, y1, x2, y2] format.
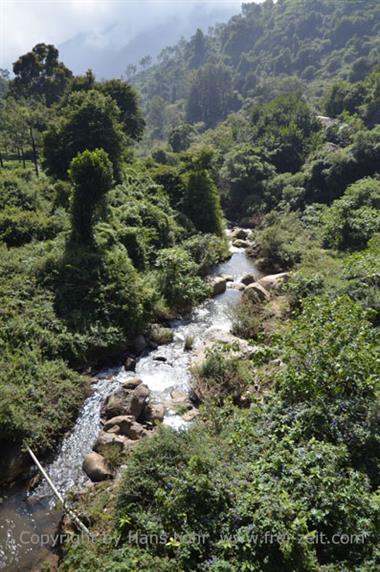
[253, 210, 316, 271]
[192, 346, 253, 404]
[322, 177, 380, 250]
[277, 296, 379, 403]
[183, 233, 229, 275]
[156, 247, 208, 310]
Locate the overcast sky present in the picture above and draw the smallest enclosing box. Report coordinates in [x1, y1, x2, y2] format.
[1, 0, 245, 73]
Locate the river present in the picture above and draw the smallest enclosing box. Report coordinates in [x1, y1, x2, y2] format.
[0, 241, 258, 571]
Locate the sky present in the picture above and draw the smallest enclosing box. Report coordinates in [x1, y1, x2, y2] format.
[0, 0, 245, 76]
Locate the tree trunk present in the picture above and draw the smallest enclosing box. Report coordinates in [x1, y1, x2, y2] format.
[0, 151, 3, 168]
[17, 148, 22, 164]
[30, 127, 39, 177]
[21, 147, 26, 169]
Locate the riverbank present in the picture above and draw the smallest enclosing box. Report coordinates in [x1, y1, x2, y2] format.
[0, 232, 258, 571]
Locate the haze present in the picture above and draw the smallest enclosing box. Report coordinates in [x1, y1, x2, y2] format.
[1, 0, 244, 78]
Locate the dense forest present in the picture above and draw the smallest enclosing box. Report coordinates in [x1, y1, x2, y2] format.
[0, 0, 379, 571]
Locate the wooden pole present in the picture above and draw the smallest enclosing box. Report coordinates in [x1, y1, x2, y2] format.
[26, 445, 94, 539]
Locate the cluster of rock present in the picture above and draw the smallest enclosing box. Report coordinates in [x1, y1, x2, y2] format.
[230, 228, 251, 249]
[82, 378, 165, 482]
[228, 271, 289, 303]
[124, 324, 174, 370]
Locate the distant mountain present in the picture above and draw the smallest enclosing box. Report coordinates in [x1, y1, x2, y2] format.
[59, 3, 239, 79]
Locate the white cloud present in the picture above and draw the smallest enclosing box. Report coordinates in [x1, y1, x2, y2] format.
[0, 0, 244, 69]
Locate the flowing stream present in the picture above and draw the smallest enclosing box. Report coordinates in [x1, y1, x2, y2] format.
[0, 241, 258, 571]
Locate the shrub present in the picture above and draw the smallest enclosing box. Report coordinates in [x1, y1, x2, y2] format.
[192, 346, 253, 404]
[156, 247, 208, 310]
[322, 177, 380, 250]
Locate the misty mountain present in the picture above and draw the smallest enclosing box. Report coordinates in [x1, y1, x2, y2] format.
[59, 3, 239, 79]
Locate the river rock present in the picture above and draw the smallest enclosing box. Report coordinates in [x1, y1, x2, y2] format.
[134, 334, 147, 354]
[231, 228, 249, 240]
[241, 273, 256, 286]
[210, 276, 227, 296]
[258, 272, 290, 291]
[170, 388, 188, 403]
[192, 328, 258, 368]
[143, 402, 166, 423]
[228, 281, 245, 291]
[124, 355, 137, 371]
[101, 383, 150, 421]
[233, 239, 250, 248]
[122, 377, 143, 390]
[182, 408, 200, 422]
[243, 282, 270, 304]
[83, 452, 114, 482]
[103, 416, 148, 440]
[220, 273, 234, 282]
[93, 431, 126, 455]
[149, 324, 174, 345]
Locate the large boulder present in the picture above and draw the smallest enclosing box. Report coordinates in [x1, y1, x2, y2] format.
[101, 383, 150, 421]
[210, 276, 227, 296]
[149, 324, 174, 345]
[243, 282, 270, 304]
[82, 452, 113, 482]
[258, 272, 290, 291]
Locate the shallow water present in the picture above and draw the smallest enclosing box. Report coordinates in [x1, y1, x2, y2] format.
[0, 246, 258, 571]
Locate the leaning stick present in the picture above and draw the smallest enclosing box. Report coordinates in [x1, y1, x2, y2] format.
[26, 445, 94, 539]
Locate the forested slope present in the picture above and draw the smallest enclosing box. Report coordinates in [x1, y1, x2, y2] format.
[0, 1, 379, 571]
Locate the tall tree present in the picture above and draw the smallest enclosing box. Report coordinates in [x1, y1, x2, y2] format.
[43, 90, 124, 180]
[10, 43, 72, 105]
[187, 28, 208, 69]
[99, 79, 145, 140]
[182, 152, 224, 235]
[69, 149, 113, 244]
[186, 63, 238, 127]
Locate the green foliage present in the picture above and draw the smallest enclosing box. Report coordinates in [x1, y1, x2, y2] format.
[278, 296, 379, 403]
[322, 177, 380, 250]
[155, 247, 208, 310]
[0, 351, 83, 449]
[193, 347, 253, 404]
[0, 243, 85, 450]
[43, 90, 124, 180]
[9, 43, 72, 105]
[252, 210, 317, 271]
[0, 169, 68, 246]
[182, 168, 224, 236]
[99, 79, 145, 140]
[169, 123, 196, 152]
[182, 233, 229, 275]
[69, 148, 113, 244]
[186, 63, 239, 128]
[250, 93, 321, 173]
[221, 144, 275, 214]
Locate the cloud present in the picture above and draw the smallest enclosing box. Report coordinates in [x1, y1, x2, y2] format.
[0, 0, 244, 69]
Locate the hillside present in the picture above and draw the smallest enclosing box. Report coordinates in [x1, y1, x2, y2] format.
[0, 1, 379, 571]
[131, 0, 380, 138]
